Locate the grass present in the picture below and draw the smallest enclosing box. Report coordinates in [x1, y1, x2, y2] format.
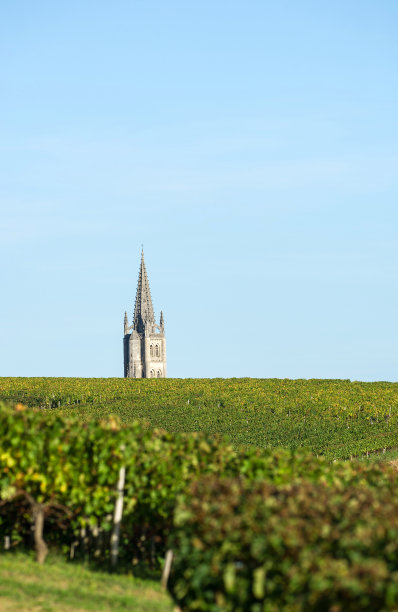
[0, 552, 174, 612]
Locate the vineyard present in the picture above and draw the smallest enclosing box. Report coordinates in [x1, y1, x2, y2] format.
[1, 377, 398, 459]
[1, 378, 398, 610]
[1, 400, 398, 610]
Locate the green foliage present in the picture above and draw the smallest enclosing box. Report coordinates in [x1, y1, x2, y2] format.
[1, 402, 334, 564]
[1, 400, 398, 609]
[2, 400, 394, 567]
[0, 377, 398, 459]
[169, 475, 398, 611]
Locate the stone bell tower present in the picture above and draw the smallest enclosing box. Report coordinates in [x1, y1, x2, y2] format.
[123, 251, 167, 378]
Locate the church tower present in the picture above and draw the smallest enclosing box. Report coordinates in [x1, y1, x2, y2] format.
[123, 251, 167, 378]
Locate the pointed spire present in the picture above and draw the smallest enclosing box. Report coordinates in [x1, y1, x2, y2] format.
[133, 250, 155, 333]
[124, 311, 128, 336]
[159, 310, 164, 332]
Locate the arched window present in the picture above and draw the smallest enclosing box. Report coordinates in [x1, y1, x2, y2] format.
[150, 344, 153, 357]
[150, 369, 155, 378]
[155, 344, 159, 357]
[157, 370, 162, 378]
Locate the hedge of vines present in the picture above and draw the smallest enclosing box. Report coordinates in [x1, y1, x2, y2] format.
[170, 476, 398, 611]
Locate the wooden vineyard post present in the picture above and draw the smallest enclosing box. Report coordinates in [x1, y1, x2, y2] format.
[32, 502, 48, 564]
[110, 465, 126, 569]
[161, 550, 174, 589]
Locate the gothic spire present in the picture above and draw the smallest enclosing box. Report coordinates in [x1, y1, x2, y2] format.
[133, 250, 155, 333]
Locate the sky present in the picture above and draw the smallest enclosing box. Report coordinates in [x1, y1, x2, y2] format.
[1, 1, 397, 380]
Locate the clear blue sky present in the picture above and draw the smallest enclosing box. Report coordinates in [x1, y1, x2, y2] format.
[1, 1, 397, 380]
